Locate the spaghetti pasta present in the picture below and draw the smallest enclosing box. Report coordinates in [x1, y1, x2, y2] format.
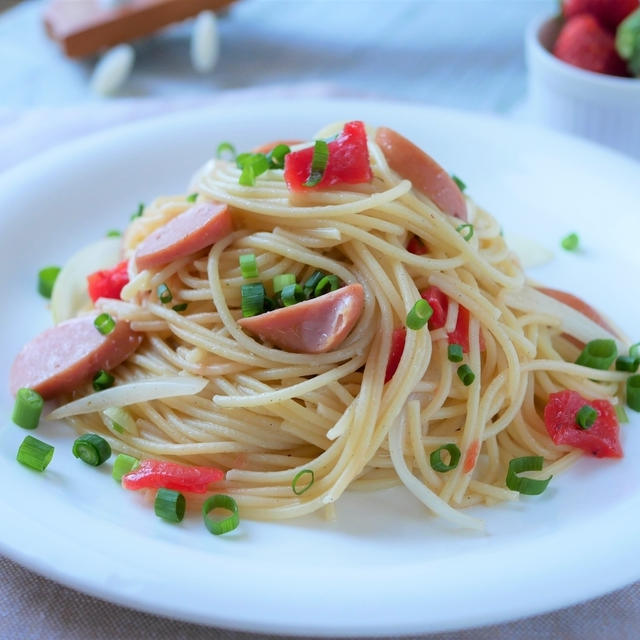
[32, 121, 631, 528]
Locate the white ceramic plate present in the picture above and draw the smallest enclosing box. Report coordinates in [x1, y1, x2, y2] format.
[1, 99, 639, 636]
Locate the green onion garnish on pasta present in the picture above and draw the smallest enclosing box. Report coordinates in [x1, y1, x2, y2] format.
[93, 370, 115, 391]
[630, 343, 640, 360]
[38, 266, 61, 299]
[304, 270, 325, 296]
[430, 444, 461, 472]
[202, 494, 239, 535]
[186, 193, 198, 203]
[292, 469, 314, 495]
[457, 364, 475, 386]
[94, 313, 116, 335]
[72, 433, 111, 466]
[172, 303, 188, 313]
[155, 488, 186, 523]
[616, 404, 630, 423]
[281, 283, 305, 306]
[12, 388, 44, 430]
[406, 299, 433, 330]
[506, 456, 552, 495]
[17, 435, 54, 472]
[303, 140, 329, 187]
[273, 273, 296, 294]
[130, 202, 144, 220]
[627, 375, 640, 411]
[576, 405, 597, 430]
[447, 344, 464, 363]
[106, 229, 122, 237]
[241, 283, 265, 317]
[616, 355, 639, 373]
[561, 232, 579, 251]
[157, 283, 173, 304]
[239, 253, 259, 279]
[456, 223, 474, 241]
[237, 153, 270, 187]
[451, 175, 466, 192]
[112, 453, 139, 482]
[216, 142, 236, 160]
[576, 339, 617, 370]
[268, 144, 291, 169]
[314, 275, 339, 297]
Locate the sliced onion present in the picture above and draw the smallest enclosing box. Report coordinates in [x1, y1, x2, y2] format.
[505, 234, 554, 269]
[50, 237, 122, 324]
[48, 376, 208, 420]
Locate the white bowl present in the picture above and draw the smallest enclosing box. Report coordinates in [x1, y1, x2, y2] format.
[525, 14, 640, 159]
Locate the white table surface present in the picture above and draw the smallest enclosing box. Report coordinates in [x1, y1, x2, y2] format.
[2, 1, 640, 639]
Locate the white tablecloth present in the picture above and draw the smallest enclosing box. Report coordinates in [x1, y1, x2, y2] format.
[2, 0, 639, 638]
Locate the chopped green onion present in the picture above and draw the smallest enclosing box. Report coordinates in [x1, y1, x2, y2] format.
[630, 343, 640, 360]
[506, 456, 552, 495]
[267, 144, 291, 169]
[93, 370, 115, 391]
[216, 141, 236, 160]
[616, 404, 630, 424]
[456, 223, 474, 241]
[157, 283, 173, 304]
[273, 273, 296, 294]
[241, 283, 265, 317]
[239, 164, 256, 186]
[576, 339, 617, 370]
[457, 364, 475, 386]
[303, 140, 329, 188]
[186, 192, 198, 203]
[172, 303, 188, 312]
[406, 299, 433, 330]
[447, 344, 464, 363]
[263, 296, 276, 312]
[102, 407, 137, 435]
[106, 229, 122, 237]
[94, 312, 116, 335]
[38, 266, 61, 299]
[202, 494, 239, 535]
[429, 444, 461, 472]
[155, 488, 186, 523]
[112, 453, 139, 482]
[576, 404, 598, 430]
[292, 469, 314, 495]
[561, 232, 579, 251]
[314, 274, 339, 297]
[451, 175, 466, 192]
[237, 153, 270, 187]
[12, 388, 44, 430]
[239, 253, 259, 279]
[17, 435, 54, 472]
[281, 283, 305, 306]
[130, 202, 144, 221]
[616, 355, 639, 373]
[72, 433, 111, 466]
[627, 375, 640, 411]
[304, 270, 325, 293]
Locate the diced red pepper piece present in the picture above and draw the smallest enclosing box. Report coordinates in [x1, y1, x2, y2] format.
[384, 327, 406, 383]
[463, 440, 480, 474]
[421, 286, 448, 331]
[406, 235, 428, 255]
[544, 390, 622, 458]
[284, 121, 373, 192]
[87, 260, 129, 303]
[122, 459, 225, 493]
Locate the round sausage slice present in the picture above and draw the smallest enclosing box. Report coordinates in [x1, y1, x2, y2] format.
[135, 202, 233, 271]
[375, 126, 467, 221]
[10, 314, 142, 400]
[238, 283, 364, 353]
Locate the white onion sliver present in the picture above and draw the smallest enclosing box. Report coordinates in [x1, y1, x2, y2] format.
[48, 376, 208, 420]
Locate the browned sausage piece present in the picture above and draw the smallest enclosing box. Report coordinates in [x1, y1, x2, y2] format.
[375, 126, 467, 221]
[238, 283, 365, 353]
[135, 202, 233, 271]
[10, 314, 142, 400]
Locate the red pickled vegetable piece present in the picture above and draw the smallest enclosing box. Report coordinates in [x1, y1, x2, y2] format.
[463, 440, 480, 474]
[87, 260, 129, 303]
[544, 390, 622, 458]
[284, 121, 373, 192]
[421, 286, 448, 331]
[407, 235, 428, 255]
[122, 459, 225, 493]
[385, 327, 406, 383]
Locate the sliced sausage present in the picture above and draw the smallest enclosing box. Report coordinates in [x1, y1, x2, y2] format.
[537, 287, 617, 336]
[10, 314, 142, 400]
[135, 202, 233, 271]
[238, 283, 364, 353]
[375, 126, 467, 221]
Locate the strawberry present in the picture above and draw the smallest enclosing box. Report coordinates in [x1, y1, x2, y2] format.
[553, 14, 630, 76]
[563, 0, 639, 30]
